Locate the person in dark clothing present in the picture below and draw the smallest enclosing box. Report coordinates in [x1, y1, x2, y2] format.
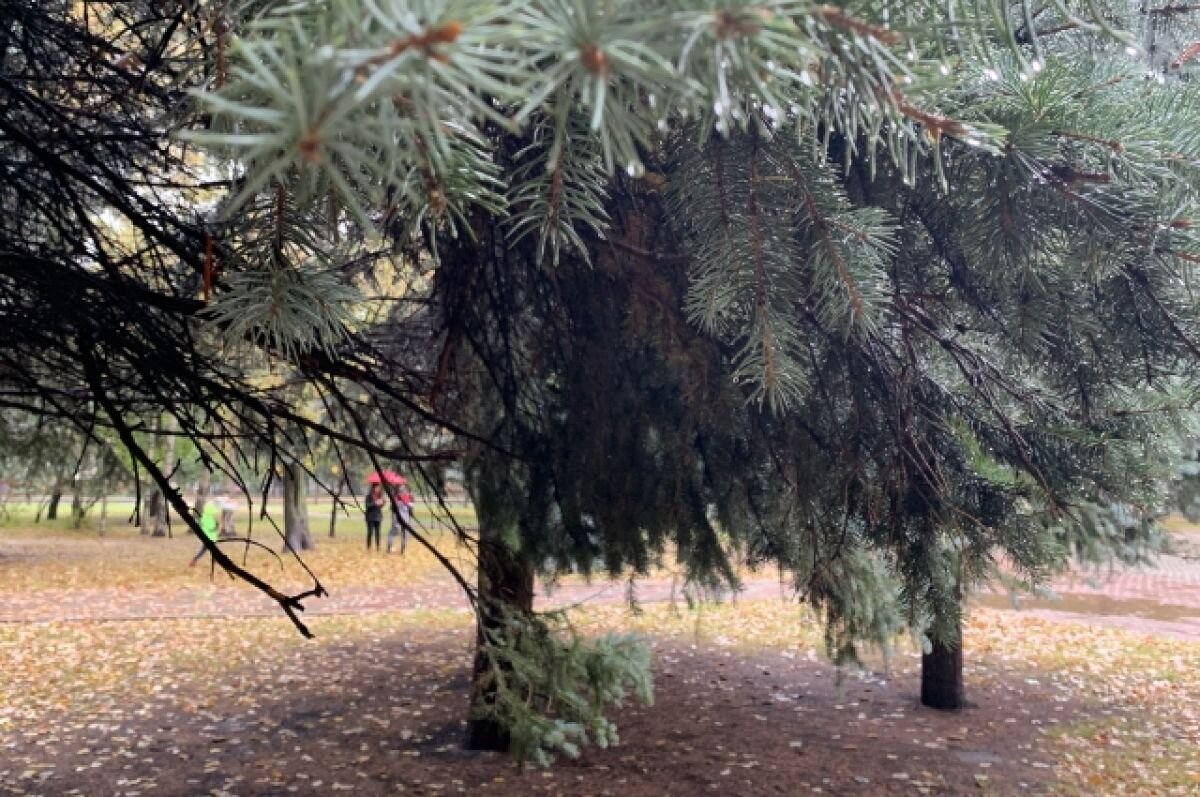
[364, 483, 384, 550]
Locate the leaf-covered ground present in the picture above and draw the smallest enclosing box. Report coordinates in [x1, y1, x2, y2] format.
[0, 499, 473, 594]
[1, 521, 1198, 795]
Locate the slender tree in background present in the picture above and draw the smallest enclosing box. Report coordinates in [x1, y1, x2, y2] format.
[0, 414, 88, 522]
[45, 469, 65, 521]
[195, 469, 213, 514]
[282, 460, 314, 551]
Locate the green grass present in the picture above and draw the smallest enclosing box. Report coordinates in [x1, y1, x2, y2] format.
[0, 497, 476, 533]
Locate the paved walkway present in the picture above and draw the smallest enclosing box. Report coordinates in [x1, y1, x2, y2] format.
[973, 551, 1200, 640]
[3, 541, 1199, 640]
[0, 574, 787, 623]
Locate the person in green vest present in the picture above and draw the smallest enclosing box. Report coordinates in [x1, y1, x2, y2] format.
[188, 501, 222, 567]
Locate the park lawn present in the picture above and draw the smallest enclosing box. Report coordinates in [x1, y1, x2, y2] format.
[998, 626, 1200, 797]
[0, 608, 474, 733]
[2, 527, 1198, 794]
[0, 498, 477, 533]
[0, 512, 715, 596]
[1158, 514, 1200, 537]
[0, 501, 476, 593]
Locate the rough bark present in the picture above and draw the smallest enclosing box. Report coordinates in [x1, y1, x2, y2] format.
[283, 462, 313, 551]
[921, 616, 966, 710]
[465, 531, 535, 752]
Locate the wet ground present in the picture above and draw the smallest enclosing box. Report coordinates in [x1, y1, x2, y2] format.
[3, 531, 1200, 642]
[973, 530, 1200, 640]
[2, 528, 1199, 796]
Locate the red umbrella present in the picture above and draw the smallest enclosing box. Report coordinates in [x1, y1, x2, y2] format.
[366, 470, 406, 486]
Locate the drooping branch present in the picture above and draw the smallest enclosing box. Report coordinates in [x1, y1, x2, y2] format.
[82, 347, 327, 638]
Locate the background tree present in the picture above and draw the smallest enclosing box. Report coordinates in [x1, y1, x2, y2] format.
[281, 459, 313, 551]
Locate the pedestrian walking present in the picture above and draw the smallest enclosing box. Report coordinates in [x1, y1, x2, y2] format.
[189, 501, 221, 566]
[387, 485, 413, 554]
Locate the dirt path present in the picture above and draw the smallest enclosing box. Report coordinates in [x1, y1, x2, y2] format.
[0, 573, 785, 622]
[3, 535, 1200, 641]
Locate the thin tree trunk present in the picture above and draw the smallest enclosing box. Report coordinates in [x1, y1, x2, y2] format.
[142, 418, 162, 535]
[194, 470, 211, 514]
[46, 491, 62, 520]
[466, 528, 535, 752]
[46, 472, 64, 520]
[219, 500, 236, 540]
[137, 478, 148, 533]
[150, 492, 170, 537]
[71, 475, 85, 528]
[151, 416, 176, 537]
[98, 491, 108, 536]
[921, 614, 965, 710]
[141, 490, 159, 535]
[283, 463, 313, 551]
[328, 476, 343, 538]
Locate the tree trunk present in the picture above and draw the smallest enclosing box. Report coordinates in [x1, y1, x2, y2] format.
[466, 530, 536, 752]
[98, 491, 108, 536]
[151, 417, 176, 537]
[194, 470, 211, 514]
[46, 473, 64, 520]
[46, 491, 62, 520]
[328, 476, 344, 538]
[283, 463, 313, 551]
[137, 478, 148, 533]
[921, 615, 965, 710]
[219, 501, 237, 540]
[141, 420, 160, 535]
[71, 475, 85, 528]
[141, 490, 159, 535]
[150, 491, 170, 537]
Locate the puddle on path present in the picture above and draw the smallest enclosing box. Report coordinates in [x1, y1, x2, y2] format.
[973, 591, 1200, 623]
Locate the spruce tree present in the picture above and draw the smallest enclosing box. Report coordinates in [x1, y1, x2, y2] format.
[95, 0, 1200, 753]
